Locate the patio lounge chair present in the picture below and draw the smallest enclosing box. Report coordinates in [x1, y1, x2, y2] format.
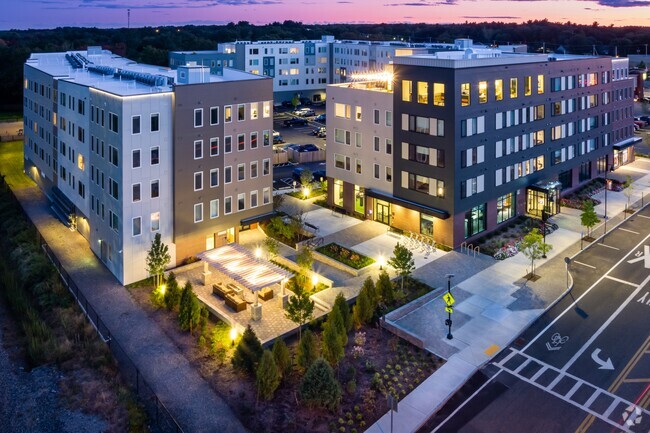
[225, 294, 247, 312]
[259, 287, 274, 301]
[212, 283, 233, 299]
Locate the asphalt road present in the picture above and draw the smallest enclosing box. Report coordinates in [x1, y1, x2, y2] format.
[433, 206, 650, 433]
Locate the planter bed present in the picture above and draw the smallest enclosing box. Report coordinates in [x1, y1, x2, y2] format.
[316, 243, 375, 270]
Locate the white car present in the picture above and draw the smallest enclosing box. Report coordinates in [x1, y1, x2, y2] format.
[293, 108, 315, 117]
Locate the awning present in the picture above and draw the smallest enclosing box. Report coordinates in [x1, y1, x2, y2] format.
[240, 211, 277, 226]
[613, 136, 642, 151]
[528, 180, 562, 193]
[365, 189, 449, 219]
[198, 244, 293, 292]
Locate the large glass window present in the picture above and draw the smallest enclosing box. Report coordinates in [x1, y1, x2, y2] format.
[495, 79, 503, 101]
[478, 81, 488, 103]
[333, 179, 344, 207]
[433, 83, 445, 106]
[465, 204, 486, 238]
[510, 78, 518, 98]
[524, 76, 532, 96]
[537, 75, 544, 94]
[354, 185, 364, 214]
[417, 81, 428, 104]
[420, 213, 434, 237]
[402, 80, 412, 102]
[496, 193, 515, 224]
[461, 83, 470, 106]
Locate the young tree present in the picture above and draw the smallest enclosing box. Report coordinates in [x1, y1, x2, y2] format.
[296, 246, 315, 287]
[326, 303, 348, 346]
[232, 325, 264, 375]
[376, 270, 395, 305]
[388, 242, 415, 291]
[178, 281, 202, 334]
[163, 271, 182, 311]
[256, 350, 281, 401]
[263, 237, 280, 261]
[300, 168, 313, 191]
[332, 292, 352, 332]
[300, 358, 341, 410]
[146, 233, 171, 288]
[580, 200, 599, 238]
[623, 175, 633, 210]
[284, 283, 315, 341]
[361, 276, 378, 313]
[296, 330, 319, 372]
[291, 93, 301, 110]
[322, 318, 345, 367]
[352, 287, 373, 329]
[520, 228, 552, 277]
[271, 338, 292, 378]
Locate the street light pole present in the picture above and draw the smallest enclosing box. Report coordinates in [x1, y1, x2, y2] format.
[603, 164, 614, 239]
[445, 274, 454, 340]
[564, 257, 571, 291]
[542, 210, 548, 259]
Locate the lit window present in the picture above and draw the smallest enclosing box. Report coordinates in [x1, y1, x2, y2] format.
[461, 83, 470, 106]
[537, 75, 544, 94]
[510, 78, 518, 98]
[417, 81, 428, 104]
[524, 76, 532, 96]
[151, 212, 160, 231]
[250, 102, 258, 120]
[478, 81, 488, 104]
[433, 83, 445, 106]
[495, 79, 503, 101]
[402, 80, 412, 102]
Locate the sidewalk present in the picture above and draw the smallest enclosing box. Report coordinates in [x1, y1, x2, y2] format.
[3, 186, 247, 431]
[366, 157, 650, 433]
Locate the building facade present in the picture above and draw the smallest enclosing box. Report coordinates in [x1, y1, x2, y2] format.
[327, 49, 636, 249]
[24, 48, 273, 285]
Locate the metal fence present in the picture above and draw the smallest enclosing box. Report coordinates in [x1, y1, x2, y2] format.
[0, 177, 184, 433]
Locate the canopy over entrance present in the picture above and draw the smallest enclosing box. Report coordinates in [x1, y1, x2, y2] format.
[198, 244, 293, 292]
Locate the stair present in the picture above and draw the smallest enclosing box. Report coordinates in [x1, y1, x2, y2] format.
[49, 187, 75, 226]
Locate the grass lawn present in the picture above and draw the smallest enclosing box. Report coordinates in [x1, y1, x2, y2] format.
[0, 140, 34, 190]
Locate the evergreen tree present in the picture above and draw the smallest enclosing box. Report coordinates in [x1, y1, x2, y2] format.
[256, 350, 281, 401]
[327, 303, 348, 347]
[352, 286, 373, 329]
[321, 318, 344, 367]
[376, 270, 395, 305]
[388, 242, 415, 291]
[232, 325, 264, 375]
[300, 358, 341, 410]
[296, 329, 319, 372]
[163, 271, 182, 311]
[178, 281, 192, 331]
[361, 276, 378, 313]
[271, 338, 292, 378]
[146, 233, 171, 288]
[332, 292, 352, 332]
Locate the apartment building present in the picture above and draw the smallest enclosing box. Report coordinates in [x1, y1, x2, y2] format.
[24, 48, 273, 284]
[169, 37, 524, 104]
[326, 48, 637, 248]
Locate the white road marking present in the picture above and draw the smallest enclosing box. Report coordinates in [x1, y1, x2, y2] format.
[619, 228, 640, 235]
[521, 233, 650, 353]
[597, 243, 620, 251]
[638, 214, 650, 219]
[574, 260, 596, 269]
[605, 276, 639, 287]
[560, 274, 650, 374]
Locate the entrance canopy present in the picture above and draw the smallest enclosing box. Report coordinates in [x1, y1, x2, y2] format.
[198, 244, 293, 292]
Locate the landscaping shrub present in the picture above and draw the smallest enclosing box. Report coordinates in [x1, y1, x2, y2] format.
[232, 325, 263, 375]
[296, 329, 319, 372]
[300, 358, 341, 410]
[271, 338, 291, 377]
[316, 243, 375, 269]
[256, 350, 281, 400]
[332, 292, 352, 332]
[163, 272, 181, 311]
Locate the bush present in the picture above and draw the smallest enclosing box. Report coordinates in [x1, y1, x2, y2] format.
[256, 350, 281, 400]
[316, 243, 375, 269]
[332, 292, 352, 332]
[232, 325, 263, 375]
[297, 329, 319, 372]
[376, 270, 394, 305]
[272, 338, 291, 377]
[300, 358, 341, 410]
[178, 281, 202, 334]
[163, 272, 181, 310]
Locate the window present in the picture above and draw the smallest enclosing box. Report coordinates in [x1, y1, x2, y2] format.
[263, 101, 271, 118]
[150, 147, 159, 165]
[109, 179, 119, 200]
[385, 167, 392, 183]
[194, 108, 203, 127]
[433, 83, 445, 106]
[373, 109, 380, 125]
[386, 139, 392, 155]
[355, 106, 362, 121]
[237, 193, 245, 211]
[421, 214, 434, 237]
[150, 113, 159, 132]
[386, 111, 393, 127]
[151, 212, 160, 232]
[478, 81, 488, 103]
[132, 183, 141, 202]
[374, 163, 380, 179]
[465, 204, 486, 238]
[495, 79, 503, 101]
[334, 103, 350, 118]
[210, 199, 219, 219]
[108, 146, 118, 167]
[334, 128, 351, 145]
[355, 132, 362, 148]
[263, 159, 270, 176]
[224, 105, 232, 122]
[132, 217, 142, 237]
[461, 83, 470, 106]
[210, 107, 219, 125]
[408, 144, 445, 167]
[250, 102, 258, 120]
[224, 197, 232, 214]
[237, 134, 245, 151]
[225, 166, 232, 183]
[524, 76, 532, 96]
[237, 104, 245, 121]
[402, 80, 412, 102]
[263, 187, 271, 205]
[237, 163, 245, 181]
[132, 115, 141, 134]
[250, 191, 258, 208]
[210, 168, 219, 187]
[374, 136, 380, 152]
[194, 203, 203, 223]
[210, 138, 219, 156]
[225, 136, 232, 153]
[250, 132, 258, 149]
[109, 211, 119, 233]
[151, 180, 159, 198]
[109, 112, 119, 133]
[251, 161, 258, 178]
[407, 115, 444, 136]
[334, 154, 350, 170]
[194, 172, 203, 191]
[496, 193, 515, 223]
[194, 140, 203, 159]
[333, 179, 344, 206]
[510, 78, 518, 98]
[417, 81, 428, 104]
[537, 75, 544, 94]
[460, 116, 485, 137]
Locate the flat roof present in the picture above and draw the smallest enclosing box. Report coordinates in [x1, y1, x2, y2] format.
[394, 51, 602, 69]
[26, 49, 263, 97]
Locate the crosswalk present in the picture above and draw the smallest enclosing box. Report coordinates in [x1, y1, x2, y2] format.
[494, 348, 650, 433]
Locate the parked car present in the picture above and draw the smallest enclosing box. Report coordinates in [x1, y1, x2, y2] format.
[639, 115, 650, 124]
[634, 117, 649, 126]
[293, 108, 315, 117]
[633, 120, 645, 129]
[312, 169, 327, 183]
[314, 113, 326, 123]
[273, 131, 284, 144]
[283, 117, 308, 127]
[281, 100, 294, 108]
[299, 97, 313, 106]
[312, 126, 326, 137]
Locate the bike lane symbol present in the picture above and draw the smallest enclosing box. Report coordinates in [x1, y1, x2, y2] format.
[546, 333, 569, 352]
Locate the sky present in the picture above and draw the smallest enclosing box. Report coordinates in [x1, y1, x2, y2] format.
[2, 0, 650, 30]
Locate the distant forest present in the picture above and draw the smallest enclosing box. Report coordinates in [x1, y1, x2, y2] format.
[1, 20, 649, 111]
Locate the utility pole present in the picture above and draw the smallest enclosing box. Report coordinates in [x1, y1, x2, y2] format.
[645, 44, 648, 55]
[127, 9, 130, 29]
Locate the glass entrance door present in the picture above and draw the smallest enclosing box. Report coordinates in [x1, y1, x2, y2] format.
[375, 200, 390, 225]
[527, 187, 560, 218]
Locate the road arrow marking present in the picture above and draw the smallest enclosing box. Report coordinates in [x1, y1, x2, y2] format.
[591, 348, 615, 370]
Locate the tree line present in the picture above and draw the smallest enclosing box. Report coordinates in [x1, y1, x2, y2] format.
[2, 20, 649, 111]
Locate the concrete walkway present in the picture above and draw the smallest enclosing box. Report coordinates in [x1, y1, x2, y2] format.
[3, 186, 247, 431]
[366, 157, 650, 433]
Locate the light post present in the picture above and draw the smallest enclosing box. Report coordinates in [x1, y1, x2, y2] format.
[445, 274, 455, 340]
[541, 210, 548, 259]
[564, 257, 571, 291]
[603, 164, 614, 237]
